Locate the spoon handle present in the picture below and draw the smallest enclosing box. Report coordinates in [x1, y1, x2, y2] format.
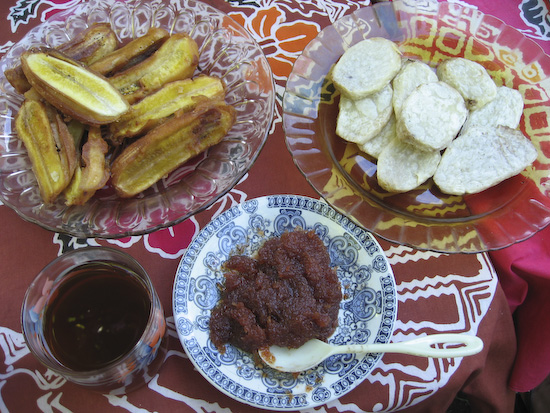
[341, 334, 484, 358]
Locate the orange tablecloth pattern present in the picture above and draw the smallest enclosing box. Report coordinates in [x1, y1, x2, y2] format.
[1, 0, 548, 411]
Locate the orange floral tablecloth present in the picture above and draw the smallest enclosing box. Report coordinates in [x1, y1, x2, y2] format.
[2, 0, 548, 411]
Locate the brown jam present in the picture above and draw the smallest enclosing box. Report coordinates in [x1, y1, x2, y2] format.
[209, 229, 342, 354]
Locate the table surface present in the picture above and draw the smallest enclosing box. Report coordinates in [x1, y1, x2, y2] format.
[1, 0, 548, 411]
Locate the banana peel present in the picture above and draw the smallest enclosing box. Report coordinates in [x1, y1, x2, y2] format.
[5, 23, 117, 94]
[21, 48, 129, 125]
[109, 75, 226, 144]
[64, 127, 110, 206]
[111, 100, 236, 197]
[109, 33, 199, 104]
[15, 99, 77, 203]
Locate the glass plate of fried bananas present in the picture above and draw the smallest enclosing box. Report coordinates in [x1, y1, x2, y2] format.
[0, 0, 274, 238]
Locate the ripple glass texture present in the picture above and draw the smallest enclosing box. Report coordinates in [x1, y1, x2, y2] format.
[283, 0, 550, 253]
[0, 0, 275, 238]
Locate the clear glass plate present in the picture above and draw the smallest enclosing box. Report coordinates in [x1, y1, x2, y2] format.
[0, 0, 275, 238]
[172, 194, 397, 410]
[283, 0, 550, 253]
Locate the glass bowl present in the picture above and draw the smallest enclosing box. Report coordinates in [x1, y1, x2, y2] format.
[283, 0, 550, 253]
[0, 0, 274, 238]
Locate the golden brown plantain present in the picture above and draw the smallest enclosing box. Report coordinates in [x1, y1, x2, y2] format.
[89, 27, 169, 76]
[64, 127, 110, 206]
[57, 23, 118, 65]
[21, 48, 129, 125]
[5, 23, 117, 94]
[109, 33, 199, 104]
[109, 75, 226, 144]
[23, 88, 87, 150]
[22, 88, 44, 101]
[4, 66, 32, 95]
[15, 99, 77, 203]
[111, 100, 236, 197]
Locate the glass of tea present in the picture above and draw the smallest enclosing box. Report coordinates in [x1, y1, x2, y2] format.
[21, 246, 167, 394]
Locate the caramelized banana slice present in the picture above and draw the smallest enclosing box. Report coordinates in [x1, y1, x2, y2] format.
[4, 66, 32, 95]
[109, 33, 199, 104]
[109, 75, 225, 144]
[15, 99, 77, 203]
[89, 27, 169, 76]
[22, 87, 45, 101]
[65, 127, 110, 206]
[5, 23, 117, 94]
[21, 48, 129, 125]
[111, 101, 236, 197]
[58, 23, 118, 65]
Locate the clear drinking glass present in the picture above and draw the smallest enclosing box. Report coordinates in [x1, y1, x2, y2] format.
[21, 247, 167, 394]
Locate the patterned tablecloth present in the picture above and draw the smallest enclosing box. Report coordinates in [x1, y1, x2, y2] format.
[1, 0, 548, 411]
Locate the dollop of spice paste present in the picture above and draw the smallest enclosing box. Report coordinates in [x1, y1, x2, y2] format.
[209, 229, 342, 354]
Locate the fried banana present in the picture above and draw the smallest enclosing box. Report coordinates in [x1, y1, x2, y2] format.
[23, 89, 86, 154]
[21, 48, 129, 125]
[109, 33, 199, 104]
[109, 75, 226, 144]
[111, 100, 236, 197]
[89, 27, 169, 76]
[5, 23, 117, 94]
[57, 23, 118, 65]
[64, 127, 110, 206]
[4, 66, 32, 95]
[15, 99, 77, 203]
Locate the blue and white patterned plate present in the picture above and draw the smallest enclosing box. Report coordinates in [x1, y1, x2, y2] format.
[172, 195, 397, 410]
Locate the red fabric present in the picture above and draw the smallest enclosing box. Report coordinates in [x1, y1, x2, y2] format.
[489, 227, 550, 392]
[465, 174, 550, 393]
[441, 0, 550, 392]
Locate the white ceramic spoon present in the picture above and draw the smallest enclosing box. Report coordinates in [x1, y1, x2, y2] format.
[259, 334, 484, 373]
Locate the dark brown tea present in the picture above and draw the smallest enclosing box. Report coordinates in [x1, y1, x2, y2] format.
[43, 263, 151, 371]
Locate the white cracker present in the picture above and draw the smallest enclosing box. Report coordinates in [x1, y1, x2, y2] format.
[437, 57, 497, 110]
[397, 81, 468, 151]
[392, 60, 438, 117]
[377, 138, 441, 193]
[332, 37, 402, 100]
[461, 86, 524, 133]
[434, 125, 537, 195]
[358, 113, 397, 159]
[336, 84, 393, 145]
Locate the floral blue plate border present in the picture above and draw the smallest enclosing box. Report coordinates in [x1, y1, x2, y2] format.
[172, 195, 397, 409]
